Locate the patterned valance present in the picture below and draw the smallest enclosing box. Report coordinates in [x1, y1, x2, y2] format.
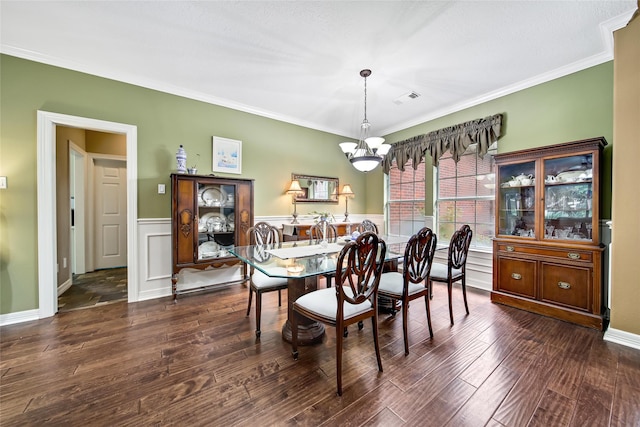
[382, 113, 503, 173]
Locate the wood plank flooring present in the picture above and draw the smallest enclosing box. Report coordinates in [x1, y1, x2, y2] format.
[1, 280, 639, 426]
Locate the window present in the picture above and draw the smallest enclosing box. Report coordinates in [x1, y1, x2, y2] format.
[385, 144, 495, 250]
[386, 160, 426, 236]
[436, 145, 495, 249]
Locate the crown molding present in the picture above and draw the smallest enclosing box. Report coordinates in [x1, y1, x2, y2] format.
[380, 9, 637, 137]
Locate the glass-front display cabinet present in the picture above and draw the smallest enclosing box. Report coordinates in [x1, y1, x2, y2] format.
[171, 173, 254, 300]
[492, 137, 607, 330]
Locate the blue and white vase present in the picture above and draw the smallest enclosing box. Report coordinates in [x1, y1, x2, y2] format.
[176, 145, 187, 173]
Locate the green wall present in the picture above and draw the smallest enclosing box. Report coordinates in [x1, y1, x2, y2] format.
[372, 62, 614, 216]
[0, 54, 367, 314]
[0, 55, 614, 315]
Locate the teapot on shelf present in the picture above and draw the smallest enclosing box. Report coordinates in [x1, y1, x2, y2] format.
[513, 173, 534, 186]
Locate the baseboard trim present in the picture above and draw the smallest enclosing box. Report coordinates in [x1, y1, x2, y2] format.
[0, 309, 40, 326]
[138, 288, 172, 302]
[603, 327, 640, 350]
[57, 278, 72, 297]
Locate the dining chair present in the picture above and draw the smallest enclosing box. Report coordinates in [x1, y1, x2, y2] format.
[357, 219, 379, 234]
[291, 232, 387, 396]
[428, 224, 473, 324]
[245, 222, 288, 338]
[377, 227, 437, 355]
[309, 219, 338, 244]
[309, 220, 339, 288]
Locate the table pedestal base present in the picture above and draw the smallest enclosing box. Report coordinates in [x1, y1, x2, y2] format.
[282, 319, 325, 345]
[283, 275, 326, 345]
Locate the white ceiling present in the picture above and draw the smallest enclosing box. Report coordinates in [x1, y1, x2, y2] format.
[1, 1, 636, 139]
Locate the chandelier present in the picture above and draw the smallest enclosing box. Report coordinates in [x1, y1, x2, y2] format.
[339, 69, 391, 172]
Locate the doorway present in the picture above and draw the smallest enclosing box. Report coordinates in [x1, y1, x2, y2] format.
[37, 111, 138, 318]
[60, 147, 129, 312]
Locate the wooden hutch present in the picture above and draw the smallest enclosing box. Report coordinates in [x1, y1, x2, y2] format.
[491, 137, 607, 329]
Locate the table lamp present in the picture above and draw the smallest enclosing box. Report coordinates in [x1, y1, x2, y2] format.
[341, 184, 355, 222]
[286, 180, 304, 224]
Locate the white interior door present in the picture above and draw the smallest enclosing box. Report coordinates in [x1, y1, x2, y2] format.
[94, 158, 127, 269]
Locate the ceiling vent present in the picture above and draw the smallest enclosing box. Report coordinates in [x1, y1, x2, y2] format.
[393, 91, 421, 105]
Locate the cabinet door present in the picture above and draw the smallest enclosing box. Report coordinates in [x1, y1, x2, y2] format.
[175, 178, 197, 265]
[197, 181, 237, 260]
[234, 180, 253, 247]
[497, 161, 536, 237]
[542, 153, 594, 242]
[540, 263, 591, 311]
[497, 257, 536, 298]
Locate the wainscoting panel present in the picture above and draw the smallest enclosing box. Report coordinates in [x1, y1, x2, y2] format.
[134, 215, 491, 302]
[137, 219, 172, 301]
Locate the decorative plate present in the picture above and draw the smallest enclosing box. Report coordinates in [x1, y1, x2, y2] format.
[555, 170, 584, 183]
[200, 212, 223, 227]
[201, 186, 227, 207]
[198, 241, 219, 258]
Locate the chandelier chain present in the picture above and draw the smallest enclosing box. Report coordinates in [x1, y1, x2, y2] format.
[363, 74, 367, 124]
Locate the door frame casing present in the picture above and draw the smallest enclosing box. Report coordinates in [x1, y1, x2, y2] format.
[37, 111, 138, 318]
[69, 141, 87, 276]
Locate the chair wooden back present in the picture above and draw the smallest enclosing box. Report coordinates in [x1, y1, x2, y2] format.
[403, 227, 437, 285]
[246, 222, 281, 267]
[335, 232, 386, 308]
[448, 225, 473, 273]
[357, 219, 379, 234]
[246, 221, 281, 246]
[309, 220, 338, 244]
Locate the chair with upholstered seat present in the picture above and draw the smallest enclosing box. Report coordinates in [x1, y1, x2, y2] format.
[427, 224, 473, 325]
[309, 219, 338, 245]
[309, 220, 339, 288]
[357, 219, 379, 234]
[291, 232, 386, 396]
[377, 227, 437, 355]
[245, 222, 288, 338]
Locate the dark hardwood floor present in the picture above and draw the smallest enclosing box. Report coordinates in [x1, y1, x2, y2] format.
[1, 279, 639, 426]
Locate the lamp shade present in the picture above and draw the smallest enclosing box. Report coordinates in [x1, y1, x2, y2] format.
[341, 184, 355, 197]
[377, 144, 392, 156]
[351, 156, 382, 172]
[339, 142, 357, 155]
[365, 137, 385, 150]
[286, 179, 303, 194]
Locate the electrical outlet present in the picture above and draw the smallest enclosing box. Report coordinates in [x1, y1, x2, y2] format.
[0, 176, 7, 189]
[158, 184, 166, 194]
[63, 258, 67, 268]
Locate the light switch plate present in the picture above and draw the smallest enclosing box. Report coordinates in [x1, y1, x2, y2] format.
[158, 184, 166, 194]
[0, 176, 7, 189]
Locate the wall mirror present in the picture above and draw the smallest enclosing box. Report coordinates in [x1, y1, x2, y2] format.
[292, 174, 339, 203]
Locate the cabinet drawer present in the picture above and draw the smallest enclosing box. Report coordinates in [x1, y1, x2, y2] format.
[498, 257, 536, 298]
[497, 243, 592, 263]
[541, 263, 591, 311]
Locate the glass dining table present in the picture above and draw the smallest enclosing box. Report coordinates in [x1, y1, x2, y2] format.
[230, 234, 410, 345]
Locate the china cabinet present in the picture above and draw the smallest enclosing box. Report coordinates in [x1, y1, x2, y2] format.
[491, 137, 606, 329]
[171, 173, 254, 300]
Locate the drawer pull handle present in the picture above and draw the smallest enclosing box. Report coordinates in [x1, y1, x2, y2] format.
[567, 253, 581, 260]
[511, 273, 522, 280]
[506, 246, 515, 252]
[558, 281, 571, 290]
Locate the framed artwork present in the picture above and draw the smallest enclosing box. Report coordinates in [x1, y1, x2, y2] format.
[212, 136, 242, 174]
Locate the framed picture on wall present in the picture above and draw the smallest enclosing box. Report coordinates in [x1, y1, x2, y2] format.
[212, 136, 242, 174]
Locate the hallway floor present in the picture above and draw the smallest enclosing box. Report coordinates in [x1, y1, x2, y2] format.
[58, 267, 127, 312]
